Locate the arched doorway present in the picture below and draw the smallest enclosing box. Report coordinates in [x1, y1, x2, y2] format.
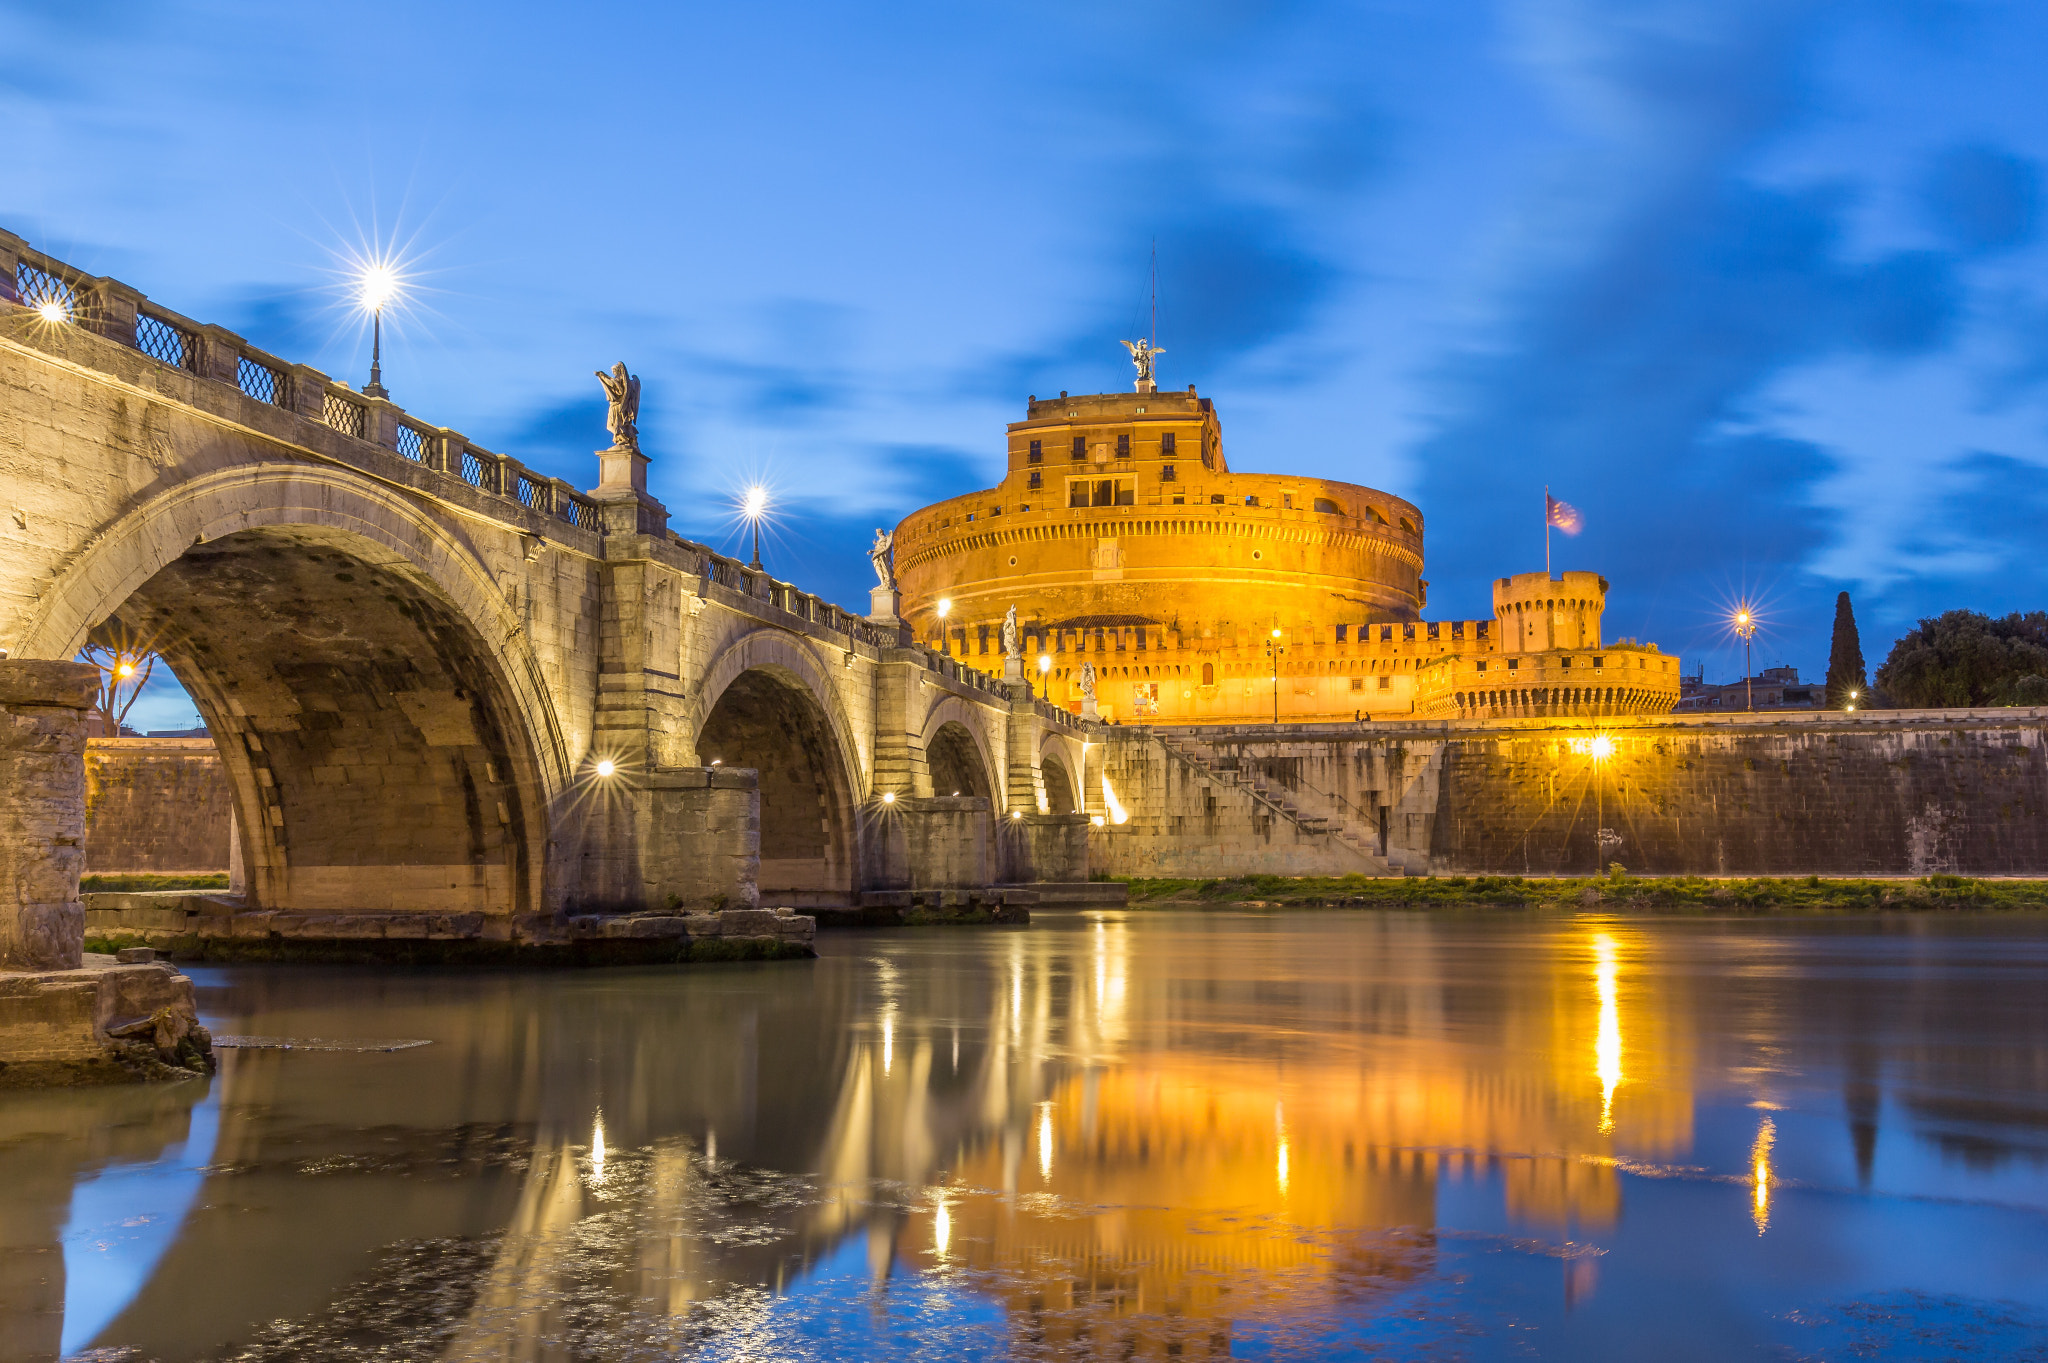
[926, 721, 993, 800]
[698, 668, 856, 903]
[1040, 754, 1078, 815]
[96, 526, 544, 916]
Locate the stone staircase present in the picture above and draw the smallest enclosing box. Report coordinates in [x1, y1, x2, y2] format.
[1152, 734, 1406, 877]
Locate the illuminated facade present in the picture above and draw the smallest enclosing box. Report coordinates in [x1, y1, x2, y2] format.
[890, 386, 1681, 723]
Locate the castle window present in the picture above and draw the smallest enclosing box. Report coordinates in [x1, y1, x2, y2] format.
[1427, 622, 1440, 640]
[1210, 494, 1225, 504]
[1028, 470, 1042, 489]
[1399, 517, 1416, 533]
[991, 505, 1002, 515]
[1561, 656, 1573, 668]
[1377, 675, 1391, 690]
[1172, 495, 1185, 504]
[1028, 440, 1042, 464]
[1335, 624, 1348, 642]
[1476, 660, 1487, 671]
[1364, 506, 1387, 524]
[1160, 463, 1176, 481]
[1350, 676, 1365, 692]
[1244, 495, 1259, 506]
[1508, 659, 1519, 671]
[1202, 662, 1215, 686]
[1451, 621, 1464, 639]
[1161, 432, 1176, 456]
[1071, 436, 1086, 460]
[1283, 493, 1294, 509]
[1069, 481, 1089, 508]
[1593, 656, 1604, 668]
[1314, 498, 1341, 514]
[1117, 433, 1130, 457]
[965, 513, 974, 522]
[1381, 626, 1394, 642]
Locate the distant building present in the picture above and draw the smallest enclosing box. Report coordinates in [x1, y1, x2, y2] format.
[1674, 665, 1821, 712]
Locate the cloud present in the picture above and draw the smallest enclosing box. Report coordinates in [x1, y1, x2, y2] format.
[1409, 1, 1980, 677]
[1919, 142, 2042, 255]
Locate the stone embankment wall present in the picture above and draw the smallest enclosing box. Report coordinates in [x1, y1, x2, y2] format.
[1092, 709, 2048, 878]
[83, 737, 233, 873]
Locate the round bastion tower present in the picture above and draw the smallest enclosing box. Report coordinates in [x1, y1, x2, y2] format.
[889, 379, 1683, 723]
[890, 386, 1432, 723]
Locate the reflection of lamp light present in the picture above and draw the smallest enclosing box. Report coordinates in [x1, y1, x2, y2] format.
[1589, 735, 1613, 761]
[1594, 933, 1622, 1133]
[1751, 1115, 1776, 1234]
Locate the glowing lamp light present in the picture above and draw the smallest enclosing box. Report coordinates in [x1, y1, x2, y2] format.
[1011, 810, 1023, 820]
[936, 598, 953, 620]
[742, 485, 769, 520]
[1091, 814, 1105, 826]
[882, 792, 896, 804]
[114, 661, 135, 678]
[594, 758, 617, 778]
[358, 261, 401, 312]
[1271, 627, 1282, 638]
[37, 301, 66, 324]
[1589, 735, 1614, 761]
[1038, 654, 1051, 673]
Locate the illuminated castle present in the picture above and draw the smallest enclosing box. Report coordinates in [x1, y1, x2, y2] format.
[889, 378, 1681, 723]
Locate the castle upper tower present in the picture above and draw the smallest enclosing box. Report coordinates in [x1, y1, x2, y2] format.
[1493, 571, 1606, 654]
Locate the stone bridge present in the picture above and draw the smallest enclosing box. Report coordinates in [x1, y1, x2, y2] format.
[0, 231, 1096, 962]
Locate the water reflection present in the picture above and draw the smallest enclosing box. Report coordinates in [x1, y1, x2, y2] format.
[5, 913, 2047, 1360]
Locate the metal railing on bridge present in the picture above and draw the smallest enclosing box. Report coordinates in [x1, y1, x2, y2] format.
[3, 236, 604, 537]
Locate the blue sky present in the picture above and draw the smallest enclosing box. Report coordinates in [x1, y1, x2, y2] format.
[9, 0, 2048, 727]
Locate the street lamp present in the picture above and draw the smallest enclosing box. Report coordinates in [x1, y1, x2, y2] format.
[936, 597, 952, 652]
[1731, 606, 1758, 712]
[358, 261, 401, 400]
[1847, 687, 1859, 714]
[740, 484, 769, 569]
[1038, 653, 1052, 702]
[1265, 627, 1285, 724]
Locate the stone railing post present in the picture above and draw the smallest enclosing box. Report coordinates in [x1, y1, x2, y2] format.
[0, 227, 23, 303]
[195, 324, 245, 387]
[428, 431, 459, 474]
[288, 365, 332, 422]
[83, 278, 143, 347]
[361, 396, 397, 451]
[0, 661, 100, 971]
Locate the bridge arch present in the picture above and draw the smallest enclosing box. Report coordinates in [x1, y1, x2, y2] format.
[16, 466, 564, 919]
[918, 695, 1000, 803]
[695, 630, 865, 904]
[1038, 733, 1083, 816]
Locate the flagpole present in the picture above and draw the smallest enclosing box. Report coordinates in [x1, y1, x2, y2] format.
[1544, 485, 1551, 578]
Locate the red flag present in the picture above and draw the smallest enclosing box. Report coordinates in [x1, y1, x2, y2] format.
[1546, 494, 1582, 535]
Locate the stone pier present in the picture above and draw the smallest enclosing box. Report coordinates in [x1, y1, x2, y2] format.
[0, 661, 213, 1086]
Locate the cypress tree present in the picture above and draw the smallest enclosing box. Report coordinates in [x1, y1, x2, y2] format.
[1825, 591, 1868, 709]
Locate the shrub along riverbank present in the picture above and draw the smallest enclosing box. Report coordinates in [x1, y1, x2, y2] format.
[1115, 872, 2048, 913]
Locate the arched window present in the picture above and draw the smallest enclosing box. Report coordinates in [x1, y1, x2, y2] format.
[1398, 517, 1417, 533]
[1313, 497, 1342, 515]
[1202, 662, 1215, 686]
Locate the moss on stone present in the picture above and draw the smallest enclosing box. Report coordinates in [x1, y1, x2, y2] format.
[1114, 872, 2048, 913]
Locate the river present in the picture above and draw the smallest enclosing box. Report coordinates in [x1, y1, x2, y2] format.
[6, 910, 2047, 1361]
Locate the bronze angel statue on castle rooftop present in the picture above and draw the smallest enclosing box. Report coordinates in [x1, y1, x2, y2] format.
[1120, 338, 1163, 387]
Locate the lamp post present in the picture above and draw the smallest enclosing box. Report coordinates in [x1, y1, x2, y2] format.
[741, 485, 768, 570]
[935, 597, 952, 653]
[358, 263, 399, 400]
[1265, 627, 1285, 724]
[1732, 607, 1757, 712]
[1038, 653, 1052, 702]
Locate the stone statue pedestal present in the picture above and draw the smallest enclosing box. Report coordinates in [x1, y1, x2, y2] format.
[1081, 695, 1099, 720]
[1136, 379, 1156, 394]
[589, 445, 668, 537]
[868, 587, 901, 625]
[1004, 655, 1023, 683]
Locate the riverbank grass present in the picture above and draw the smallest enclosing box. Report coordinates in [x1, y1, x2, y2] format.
[1116, 871, 2048, 912]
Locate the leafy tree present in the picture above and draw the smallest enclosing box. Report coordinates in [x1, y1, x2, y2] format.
[1874, 610, 2048, 708]
[1823, 591, 1867, 709]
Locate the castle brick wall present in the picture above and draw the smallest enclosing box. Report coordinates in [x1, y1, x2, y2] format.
[1094, 709, 2048, 878]
[83, 737, 233, 874]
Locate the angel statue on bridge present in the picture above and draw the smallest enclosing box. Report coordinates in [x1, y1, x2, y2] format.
[1002, 605, 1021, 660]
[1120, 338, 1163, 390]
[1080, 659, 1097, 699]
[869, 528, 895, 590]
[595, 362, 641, 451]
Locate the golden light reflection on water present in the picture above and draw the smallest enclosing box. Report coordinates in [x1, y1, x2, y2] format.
[1751, 1115, 1776, 1234]
[1595, 933, 1623, 1134]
